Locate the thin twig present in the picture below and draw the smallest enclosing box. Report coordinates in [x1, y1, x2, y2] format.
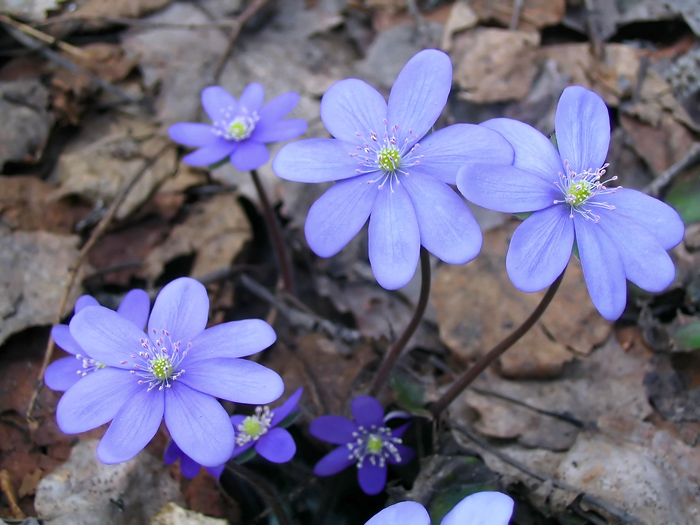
[0, 14, 90, 60]
[454, 423, 645, 525]
[225, 462, 292, 525]
[25, 143, 174, 425]
[429, 268, 566, 418]
[644, 142, 700, 198]
[368, 247, 431, 397]
[40, 16, 237, 30]
[250, 169, 295, 296]
[508, 0, 524, 30]
[0, 470, 24, 519]
[469, 386, 586, 428]
[1, 21, 140, 105]
[210, 0, 271, 84]
[238, 273, 361, 344]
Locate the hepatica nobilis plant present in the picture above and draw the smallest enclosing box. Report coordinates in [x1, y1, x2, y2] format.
[273, 49, 514, 290]
[56, 277, 284, 467]
[169, 83, 307, 170]
[457, 86, 685, 320]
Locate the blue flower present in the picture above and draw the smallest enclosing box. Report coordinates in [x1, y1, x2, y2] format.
[457, 86, 685, 320]
[310, 396, 414, 495]
[169, 84, 307, 170]
[230, 386, 302, 463]
[365, 491, 514, 525]
[56, 277, 284, 467]
[45, 290, 150, 391]
[273, 49, 514, 290]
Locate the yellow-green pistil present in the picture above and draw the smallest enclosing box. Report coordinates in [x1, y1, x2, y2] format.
[242, 416, 263, 437]
[366, 434, 383, 454]
[566, 180, 593, 206]
[235, 405, 273, 446]
[227, 116, 254, 141]
[377, 146, 401, 172]
[151, 355, 172, 381]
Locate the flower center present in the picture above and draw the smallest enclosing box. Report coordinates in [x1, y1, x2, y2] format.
[211, 103, 259, 142]
[235, 406, 274, 447]
[349, 119, 424, 192]
[554, 161, 620, 222]
[75, 354, 107, 377]
[346, 424, 402, 469]
[226, 116, 256, 141]
[121, 329, 189, 391]
[566, 180, 593, 206]
[377, 146, 401, 172]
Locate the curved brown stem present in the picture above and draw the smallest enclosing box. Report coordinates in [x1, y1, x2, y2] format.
[369, 247, 431, 397]
[250, 169, 294, 296]
[429, 268, 566, 418]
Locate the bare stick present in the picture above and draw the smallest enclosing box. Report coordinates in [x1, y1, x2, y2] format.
[644, 142, 700, 198]
[429, 268, 566, 418]
[369, 247, 431, 397]
[210, 0, 270, 84]
[250, 169, 295, 296]
[25, 143, 174, 424]
[454, 423, 645, 525]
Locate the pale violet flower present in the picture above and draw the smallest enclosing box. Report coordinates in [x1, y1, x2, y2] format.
[365, 491, 514, 525]
[273, 49, 513, 290]
[56, 277, 284, 467]
[458, 86, 685, 320]
[169, 84, 307, 170]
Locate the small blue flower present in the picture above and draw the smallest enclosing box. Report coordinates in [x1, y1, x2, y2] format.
[273, 49, 514, 290]
[310, 396, 414, 495]
[365, 491, 514, 525]
[230, 386, 302, 463]
[457, 86, 685, 320]
[169, 84, 307, 170]
[45, 290, 150, 391]
[56, 277, 284, 467]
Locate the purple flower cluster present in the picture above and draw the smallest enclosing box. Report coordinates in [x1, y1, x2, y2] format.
[458, 86, 685, 320]
[45, 290, 150, 391]
[310, 396, 414, 495]
[169, 84, 307, 170]
[56, 277, 284, 467]
[273, 49, 513, 290]
[365, 491, 513, 525]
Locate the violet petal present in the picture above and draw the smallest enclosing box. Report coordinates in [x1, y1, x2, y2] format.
[164, 383, 235, 467]
[368, 181, 420, 290]
[505, 206, 574, 292]
[304, 173, 378, 258]
[97, 387, 164, 464]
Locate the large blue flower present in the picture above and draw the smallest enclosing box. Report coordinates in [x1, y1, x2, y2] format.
[457, 86, 685, 321]
[310, 396, 414, 495]
[365, 491, 513, 525]
[169, 84, 307, 170]
[273, 49, 513, 290]
[56, 278, 284, 467]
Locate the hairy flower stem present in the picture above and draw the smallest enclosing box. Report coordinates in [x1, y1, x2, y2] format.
[429, 268, 566, 418]
[250, 169, 294, 296]
[369, 247, 431, 397]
